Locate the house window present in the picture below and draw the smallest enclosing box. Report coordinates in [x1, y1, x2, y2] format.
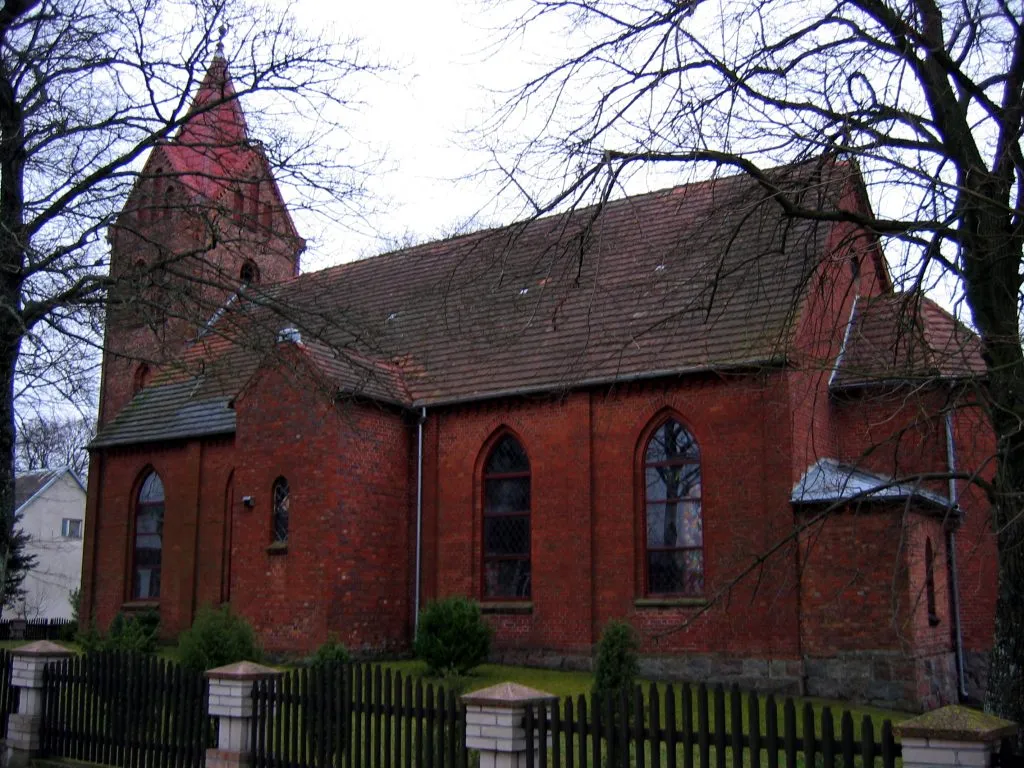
[272, 477, 289, 544]
[132, 471, 164, 600]
[925, 537, 939, 626]
[644, 418, 704, 595]
[61, 518, 82, 539]
[482, 434, 531, 599]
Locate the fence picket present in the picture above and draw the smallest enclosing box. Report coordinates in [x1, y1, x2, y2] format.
[748, 692, 761, 768]
[665, 684, 677, 768]
[525, 703, 535, 768]
[765, 695, 778, 768]
[803, 703, 816, 768]
[861, 716, 875, 768]
[783, 699, 797, 768]
[698, 684, 710, 768]
[881, 720, 896, 768]
[650, 684, 661, 768]
[681, 684, 693, 768]
[822, 706, 835, 768]
[730, 686, 743, 768]
[841, 711, 855, 768]
[634, 685, 646, 768]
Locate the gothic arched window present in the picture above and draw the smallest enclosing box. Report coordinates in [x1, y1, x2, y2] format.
[643, 418, 703, 595]
[482, 434, 531, 599]
[132, 471, 164, 600]
[272, 477, 290, 544]
[240, 260, 260, 285]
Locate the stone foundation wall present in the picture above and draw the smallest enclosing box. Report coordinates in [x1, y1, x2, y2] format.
[805, 651, 957, 712]
[494, 648, 959, 712]
[963, 651, 989, 707]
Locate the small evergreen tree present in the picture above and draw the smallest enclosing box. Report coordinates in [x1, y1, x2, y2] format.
[414, 597, 491, 675]
[177, 605, 262, 671]
[592, 620, 639, 703]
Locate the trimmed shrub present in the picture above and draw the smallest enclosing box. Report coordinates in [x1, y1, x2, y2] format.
[177, 605, 262, 671]
[414, 596, 491, 675]
[309, 634, 351, 667]
[592, 619, 639, 703]
[105, 608, 161, 653]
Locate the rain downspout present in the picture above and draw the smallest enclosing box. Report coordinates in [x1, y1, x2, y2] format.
[945, 410, 968, 701]
[414, 406, 427, 636]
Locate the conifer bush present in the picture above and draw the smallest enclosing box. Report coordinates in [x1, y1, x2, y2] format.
[177, 605, 262, 671]
[414, 596, 492, 675]
[309, 634, 352, 666]
[592, 619, 639, 703]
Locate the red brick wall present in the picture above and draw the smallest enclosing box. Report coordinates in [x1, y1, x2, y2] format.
[798, 506, 913, 655]
[82, 437, 234, 637]
[422, 374, 803, 660]
[230, 350, 411, 655]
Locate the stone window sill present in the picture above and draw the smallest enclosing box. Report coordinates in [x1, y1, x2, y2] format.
[634, 597, 708, 609]
[267, 542, 288, 555]
[481, 602, 533, 615]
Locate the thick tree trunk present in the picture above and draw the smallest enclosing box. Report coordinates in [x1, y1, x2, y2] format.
[0, 334, 16, 609]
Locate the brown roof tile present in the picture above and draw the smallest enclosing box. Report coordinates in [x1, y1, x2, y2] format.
[831, 293, 984, 389]
[96, 161, 860, 447]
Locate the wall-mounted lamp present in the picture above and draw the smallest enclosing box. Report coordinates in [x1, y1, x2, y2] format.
[242, 496, 255, 509]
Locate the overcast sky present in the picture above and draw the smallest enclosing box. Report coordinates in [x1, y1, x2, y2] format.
[285, 0, 545, 272]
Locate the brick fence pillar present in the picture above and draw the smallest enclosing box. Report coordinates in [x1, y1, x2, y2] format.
[205, 661, 283, 768]
[4, 640, 74, 767]
[462, 682, 557, 768]
[894, 705, 1017, 768]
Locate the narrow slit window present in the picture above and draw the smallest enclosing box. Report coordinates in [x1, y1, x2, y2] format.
[272, 477, 290, 544]
[132, 471, 164, 600]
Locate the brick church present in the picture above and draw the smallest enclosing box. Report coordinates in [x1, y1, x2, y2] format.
[80, 53, 999, 712]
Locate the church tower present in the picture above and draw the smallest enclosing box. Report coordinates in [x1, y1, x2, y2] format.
[99, 51, 304, 425]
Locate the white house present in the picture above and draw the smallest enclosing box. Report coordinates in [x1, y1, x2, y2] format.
[5, 467, 86, 620]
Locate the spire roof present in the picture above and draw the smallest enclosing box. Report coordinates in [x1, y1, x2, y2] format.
[161, 53, 260, 202]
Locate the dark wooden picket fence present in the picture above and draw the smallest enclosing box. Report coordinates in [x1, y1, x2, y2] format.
[523, 683, 902, 768]
[39, 651, 213, 768]
[0, 649, 15, 739]
[995, 738, 1024, 768]
[0, 617, 75, 641]
[251, 663, 468, 768]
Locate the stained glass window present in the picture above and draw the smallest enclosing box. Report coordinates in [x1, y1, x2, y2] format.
[272, 477, 290, 544]
[483, 435, 531, 599]
[132, 471, 164, 600]
[644, 419, 704, 595]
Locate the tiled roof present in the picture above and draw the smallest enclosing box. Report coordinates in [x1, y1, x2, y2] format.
[93, 161, 858, 448]
[91, 380, 236, 448]
[831, 293, 984, 389]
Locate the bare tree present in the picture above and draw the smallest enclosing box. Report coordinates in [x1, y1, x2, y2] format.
[15, 415, 94, 477]
[491, 0, 1024, 721]
[0, 0, 379, 615]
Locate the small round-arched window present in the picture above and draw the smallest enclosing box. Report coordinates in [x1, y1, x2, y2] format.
[272, 477, 290, 544]
[133, 363, 151, 394]
[240, 260, 260, 285]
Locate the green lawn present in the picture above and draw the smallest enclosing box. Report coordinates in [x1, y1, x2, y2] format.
[382, 660, 908, 740]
